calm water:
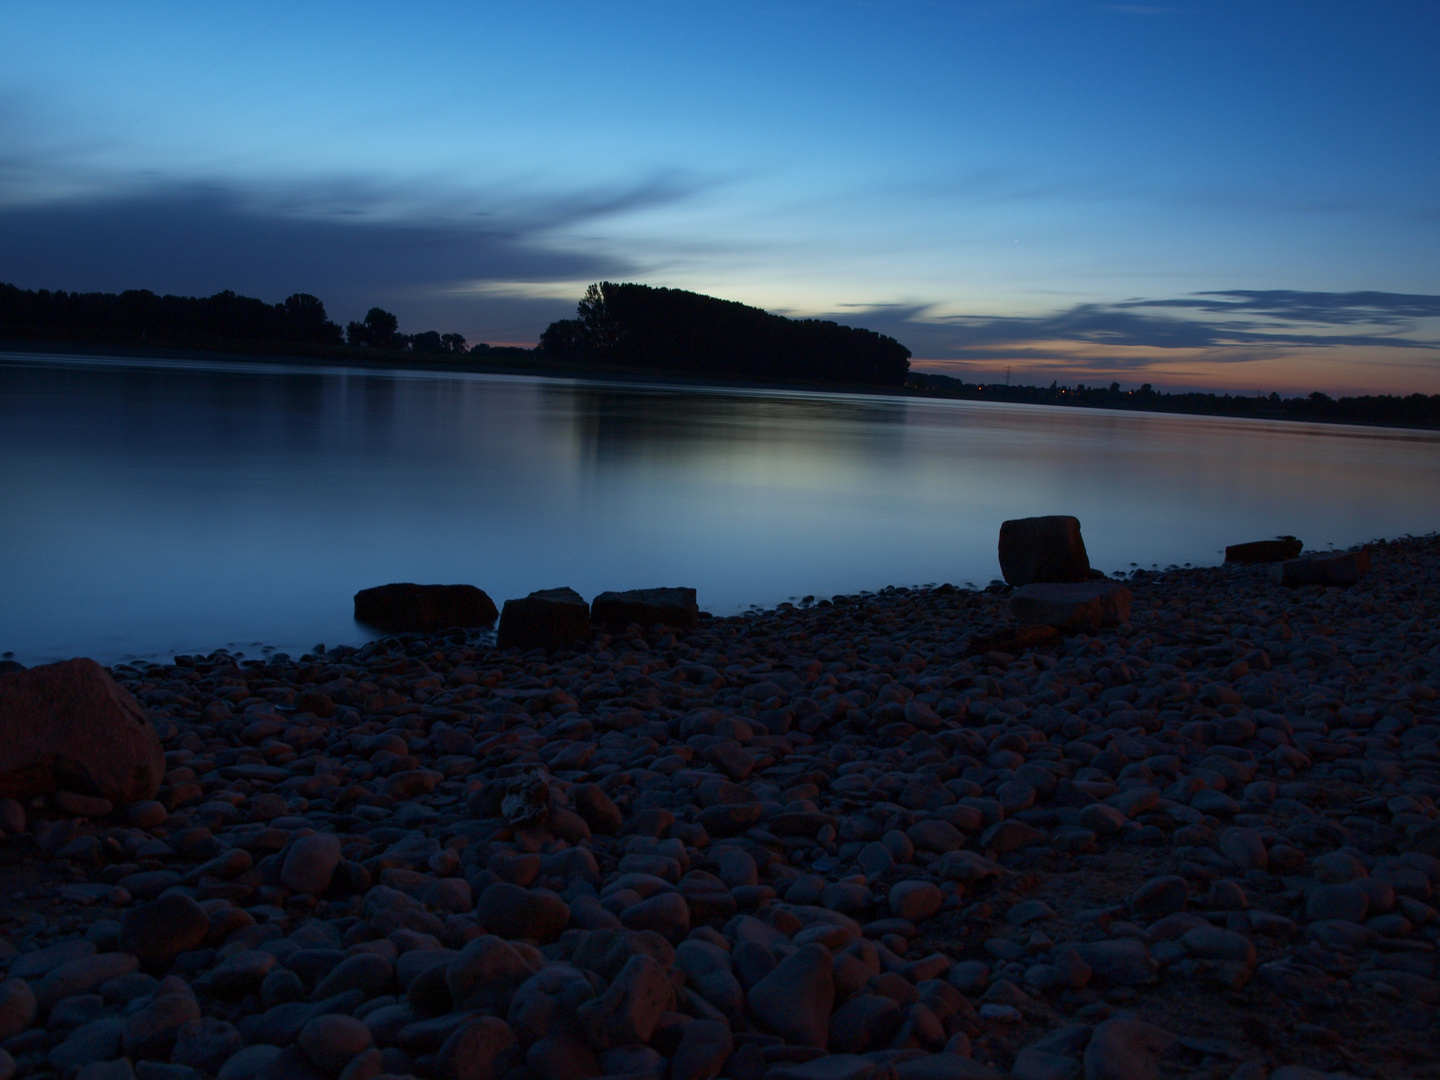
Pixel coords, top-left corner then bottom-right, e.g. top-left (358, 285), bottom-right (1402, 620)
top-left (4, 352), bottom-right (1439, 666)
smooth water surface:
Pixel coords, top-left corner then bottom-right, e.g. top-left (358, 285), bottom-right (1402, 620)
top-left (4, 352), bottom-right (1439, 666)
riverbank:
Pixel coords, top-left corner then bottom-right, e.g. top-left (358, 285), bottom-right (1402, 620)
top-left (1, 535), bottom-right (1438, 1079)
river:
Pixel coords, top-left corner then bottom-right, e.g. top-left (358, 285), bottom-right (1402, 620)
top-left (4, 352), bottom-right (1438, 666)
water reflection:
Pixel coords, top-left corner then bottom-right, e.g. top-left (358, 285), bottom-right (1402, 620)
top-left (2, 353), bottom-right (1438, 666)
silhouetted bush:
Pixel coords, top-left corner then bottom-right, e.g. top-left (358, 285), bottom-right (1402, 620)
top-left (540, 282), bottom-right (911, 386)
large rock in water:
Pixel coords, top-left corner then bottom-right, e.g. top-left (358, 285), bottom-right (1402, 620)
top-left (591, 587), bottom-right (698, 631)
top-left (0, 658), bottom-right (164, 804)
top-left (998, 515), bottom-right (1091, 586)
top-left (496, 588), bottom-right (591, 652)
top-left (354, 583), bottom-right (498, 633)
top-left (1011, 581), bottom-right (1132, 631)
top-left (1225, 536), bottom-right (1302, 564)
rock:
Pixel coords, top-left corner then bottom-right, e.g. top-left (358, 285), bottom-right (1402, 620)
top-left (1225, 537), bottom-right (1303, 564)
top-left (216, 1045), bottom-right (284, 1080)
top-left (670, 1018), bottom-right (732, 1080)
top-left (496, 588), bottom-right (591, 652)
top-left (1218, 827), bottom-right (1268, 872)
top-left (1270, 550), bottom-right (1370, 587)
top-left (828, 993), bottom-right (901, 1053)
top-left (172, 1018), bottom-right (246, 1074)
top-left (1181, 926), bottom-right (1256, 965)
top-left (1011, 582), bottom-right (1132, 631)
top-left (896, 1057), bottom-right (1004, 1080)
top-left (76, 1062), bottom-right (136, 1080)
top-left (353, 584), bottom-right (498, 633)
top-left (0, 657), bottom-right (165, 804)
top-left (572, 784), bottom-right (622, 834)
top-left (747, 942), bottom-right (834, 1049)
top-left (524, 1032), bottom-right (600, 1080)
top-left (1129, 876), bottom-right (1188, 917)
top-left (0, 979), bottom-right (37, 1040)
top-left (619, 891), bottom-right (690, 941)
top-left (311, 954), bottom-right (394, 1000)
top-left (124, 992), bottom-right (202, 1059)
top-left (37, 952), bottom-right (141, 1014)
top-left (476, 883), bottom-right (570, 943)
top-left (55, 790), bottom-right (114, 817)
top-left (49, 1019), bottom-right (127, 1076)
top-left (980, 820), bottom-right (1044, 854)
top-left (1306, 883), bottom-right (1369, 923)
top-left (120, 894), bottom-right (210, 969)
top-left (506, 965), bottom-right (596, 1043)
top-left (207, 951), bottom-right (279, 997)
top-left (590, 587), bottom-right (699, 631)
top-left (1081, 1018), bottom-right (1176, 1080)
top-left (998, 515), bottom-right (1091, 586)
top-left (764, 1055), bottom-right (878, 1080)
top-left (298, 1015), bottom-right (373, 1076)
top-left (576, 952), bottom-right (675, 1049)
top-left (445, 936), bottom-right (533, 1011)
top-left (674, 941), bottom-right (743, 1019)
top-left (1012, 1047), bottom-right (1080, 1080)
top-left (1073, 940), bottom-right (1156, 986)
top-left (282, 834), bottom-right (343, 895)
top-left (889, 881), bottom-right (943, 921)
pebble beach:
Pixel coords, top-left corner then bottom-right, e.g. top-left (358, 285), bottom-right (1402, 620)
top-left (2, 534), bottom-right (1439, 1080)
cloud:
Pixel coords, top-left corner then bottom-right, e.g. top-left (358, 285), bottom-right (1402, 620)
top-left (0, 174), bottom-right (707, 331)
top-left (1123, 290), bottom-right (1440, 325)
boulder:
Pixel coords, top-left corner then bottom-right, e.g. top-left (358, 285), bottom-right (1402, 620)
top-left (1270, 550), bottom-right (1370, 587)
top-left (1224, 537), bottom-right (1302, 564)
top-left (353, 583), bottom-right (498, 633)
top-left (1010, 581), bottom-right (1131, 631)
top-left (496, 588), bottom-right (591, 652)
top-left (591, 588), bottom-right (699, 631)
top-left (0, 658), bottom-right (164, 804)
top-left (997, 515), bottom-right (1090, 586)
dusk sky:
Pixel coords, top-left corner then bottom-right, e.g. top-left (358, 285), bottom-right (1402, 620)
top-left (2, 1), bottom-right (1437, 393)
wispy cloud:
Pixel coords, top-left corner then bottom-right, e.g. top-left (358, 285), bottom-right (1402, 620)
top-left (0, 175), bottom-right (709, 327)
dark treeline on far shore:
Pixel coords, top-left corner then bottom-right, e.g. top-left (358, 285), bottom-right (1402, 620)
top-left (5, 280), bottom-right (1438, 427)
top-left (539, 282), bottom-right (912, 386)
top-left (908, 371), bottom-right (1440, 430)
top-left (0, 282), bottom-right (534, 360)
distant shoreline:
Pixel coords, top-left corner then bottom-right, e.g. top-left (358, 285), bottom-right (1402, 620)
top-left (4, 337), bottom-right (1439, 434)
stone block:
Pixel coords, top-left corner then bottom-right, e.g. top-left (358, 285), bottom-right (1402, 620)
top-left (1224, 537), bottom-right (1302, 564)
top-left (591, 587), bottom-right (698, 631)
top-left (353, 583), bottom-right (498, 633)
top-left (496, 588), bottom-right (591, 652)
top-left (1269, 550), bottom-right (1370, 587)
top-left (998, 516), bottom-right (1090, 586)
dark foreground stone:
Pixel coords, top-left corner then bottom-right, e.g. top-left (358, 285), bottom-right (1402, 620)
top-left (0, 658), bottom-right (165, 804)
top-left (1010, 580), bottom-right (1132, 630)
top-left (997, 516), bottom-right (1090, 586)
top-left (591, 587), bottom-right (699, 631)
top-left (1270, 549), bottom-right (1371, 586)
top-left (353, 583), bottom-right (498, 633)
top-left (496, 587), bottom-right (591, 652)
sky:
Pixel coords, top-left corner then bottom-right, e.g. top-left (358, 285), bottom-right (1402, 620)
top-left (1, 0), bottom-right (1437, 394)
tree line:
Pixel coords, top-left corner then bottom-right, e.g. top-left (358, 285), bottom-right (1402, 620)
top-left (0, 283), bottom-right (487, 356)
top-left (539, 282), bottom-right (912, 386)
top-left (908, 372), bottom-right (1440, 430)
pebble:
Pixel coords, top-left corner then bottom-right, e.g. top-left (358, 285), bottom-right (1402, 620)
top-left (119, 894), bottom-right (211, 969)
top-left (0, 535), bottom-right (1432, 1077)
top-left (281, 834), bottom-right (343, 895)
top-left (297, 1014), bottom-right (373, 1075)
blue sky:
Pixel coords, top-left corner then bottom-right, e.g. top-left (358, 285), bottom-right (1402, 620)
top-left (2, 0), bottom-right (1437, 392)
